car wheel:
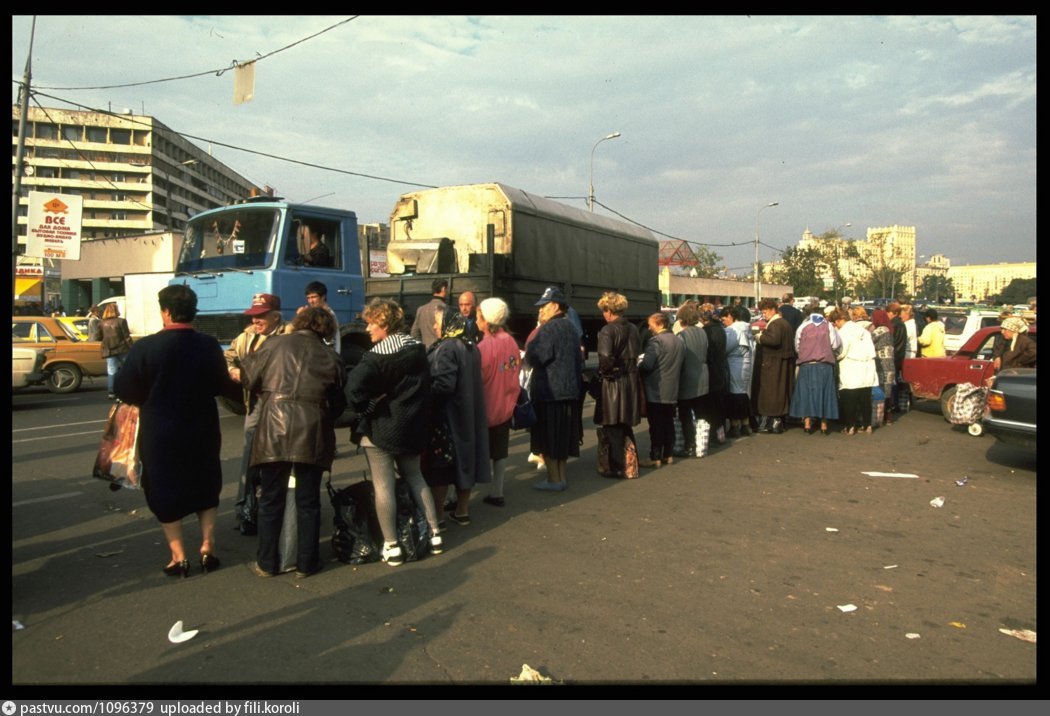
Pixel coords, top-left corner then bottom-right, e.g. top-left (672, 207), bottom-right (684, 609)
top-left (939, 385), bottom-right (957, 422)
top-left (968, 422), bottom-right (984, 437)
top-left (47, 363), bottom-right (83, 393)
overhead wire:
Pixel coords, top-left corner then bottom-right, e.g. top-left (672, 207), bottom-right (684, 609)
top-left (29, 17), bottom-right (360, 91)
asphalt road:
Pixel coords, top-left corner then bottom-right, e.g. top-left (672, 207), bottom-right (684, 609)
top-left (11, 380), bottom-right (1037, 690)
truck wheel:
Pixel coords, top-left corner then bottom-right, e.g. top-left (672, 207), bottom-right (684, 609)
top-left (939, 385), bottom-right (957, 422)
top-left (47, 363), bottom-right (83, 393)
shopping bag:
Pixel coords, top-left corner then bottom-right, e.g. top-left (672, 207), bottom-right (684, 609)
top-left (329, 478), bottom-right (381, 564)
top-left (624, 434), bottom-right (640, 479)
top-left (92, 402), bottom-right (142, 490)
top-left (694, 419), bottom-right (710, 458)
top-left (511, 387), bottom-right (537, 430)
top-left (949, 383), bottom-right (987, 425)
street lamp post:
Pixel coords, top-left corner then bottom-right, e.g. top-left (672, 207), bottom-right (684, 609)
top-left (753, 201), bottom-right (778, 306)
top-left (589, 132), bottom-right (621, 212)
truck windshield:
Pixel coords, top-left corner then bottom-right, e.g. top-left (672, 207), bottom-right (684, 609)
top-left (177, 208), bottom-right (280, 274)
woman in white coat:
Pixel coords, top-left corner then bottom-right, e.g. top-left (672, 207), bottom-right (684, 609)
top-left (830, 307), bottom-right (878, 434)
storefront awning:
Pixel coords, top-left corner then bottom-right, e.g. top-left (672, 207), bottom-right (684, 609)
top-left (14, 278), bottom-right (42, 299)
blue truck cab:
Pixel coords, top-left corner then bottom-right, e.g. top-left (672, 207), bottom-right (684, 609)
top-left (170, 197), bottom-right (364, 351)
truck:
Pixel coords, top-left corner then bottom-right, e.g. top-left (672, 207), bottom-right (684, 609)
top-left (168, 196), bottom-right (366, 354)
top-left (99, 273), bottom-right (172, 339)
top-left (365, 182), bottom-right (661, 349)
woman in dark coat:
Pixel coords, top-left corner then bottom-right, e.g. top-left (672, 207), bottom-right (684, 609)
top-left (113, 285), bottom-right (227, 578)
top-left (345, 299), bottom-right (443, 566)
top-left (425, 308), bottom-right (491, 526)
top-left (754, 298), bottom-right (797, 433)
top-left (524, 287), bottom-right (583, 491)
top-left (700, 304), bottom-right (730, 443)
top-left (595, 291), bottom-right (642, 479)
top-left (241, 307), bottom-right (345, 578)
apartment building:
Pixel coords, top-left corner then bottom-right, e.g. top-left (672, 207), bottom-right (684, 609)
top-left (12, 106), bottom-right (259, 308)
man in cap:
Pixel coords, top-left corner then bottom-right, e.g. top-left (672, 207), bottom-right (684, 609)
top-left (225, 293), bottom-right (292, 535)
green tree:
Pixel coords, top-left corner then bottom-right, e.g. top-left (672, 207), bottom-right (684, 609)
top-left (770, 244), bottom-right (827, 297)
top-left (692, 245), bottom-right (723, 278)
top-left (988, 277), bottom-right (1037, 306)
top-left (921, 274), bottom-right (955, 304)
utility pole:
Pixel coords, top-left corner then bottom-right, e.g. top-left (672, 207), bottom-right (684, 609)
top-left (12, 17), bottom-right (36, 296)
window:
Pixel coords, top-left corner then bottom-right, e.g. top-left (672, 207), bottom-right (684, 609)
top-left (86, 126), bottom-right (107, 143)
top-left (62, 125), bottom-right (82, 142)
top-left (34, 123), bottom-right (56, 140)
top-left (285, 214), bottom-right (342, 270)
top-left (111, 129), bottom-right (131, 145)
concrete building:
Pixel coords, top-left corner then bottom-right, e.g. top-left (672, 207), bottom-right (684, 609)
top-left (791, 225), bottom-right (917, 300)
top-left (12, 106), bottom-right (259, 310)
top-left (947, 261), bottom-right (1037, 303)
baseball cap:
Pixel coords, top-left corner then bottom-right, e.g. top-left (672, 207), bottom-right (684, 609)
top-left (244, 293), bottom-right (281, 316)
top-left (535, 287), bottom-right (566, 307)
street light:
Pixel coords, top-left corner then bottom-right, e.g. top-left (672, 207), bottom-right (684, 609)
top-left (589, 132), bottom-right (621, 212)
top-left (753, 201), bottom-right (778, 306)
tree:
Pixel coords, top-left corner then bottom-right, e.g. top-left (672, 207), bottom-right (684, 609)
top-left (988, 277), bottom-right (1037, 306)
top-left (921, 274), bottom-right (955, 304)
top-left (691, 245), bottom-right (723, 278)
top-left (846, 231), bottom-right (911, 300)
top-left (770, 244), bottom-right (827, 297)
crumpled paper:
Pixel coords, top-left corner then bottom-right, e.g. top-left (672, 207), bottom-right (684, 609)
top-left (999, 628), bottom-right (1036, 643)
top-left (510, 663), bottom-right (554, 684)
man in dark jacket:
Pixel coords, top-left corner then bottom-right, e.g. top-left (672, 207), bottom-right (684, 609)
top-left (410, 278), bottom-right (449, 348)
top-left (778, 293), bottom-right (804, 333)
top-left (887, 301), bottom-right (909, 413)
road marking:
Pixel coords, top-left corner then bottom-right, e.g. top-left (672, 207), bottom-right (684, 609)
top-left (13, 419), bottom-right (107, 432)
top-left (13, 491), bottom-right (83, 507)
top-left (14, 430), bottom-right (104, 444)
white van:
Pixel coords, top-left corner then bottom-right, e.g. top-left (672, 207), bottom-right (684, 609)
top-left (933, 307), bottom-right (1002, 355)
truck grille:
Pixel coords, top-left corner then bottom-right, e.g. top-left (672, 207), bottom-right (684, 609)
top-left (192, 313), bottom-right (250, 345)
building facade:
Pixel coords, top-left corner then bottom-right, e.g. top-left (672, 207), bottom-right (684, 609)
top-left (946, 261), bottom-right (1037, 303)
top-left (12, 106), bottom-right (260, 310)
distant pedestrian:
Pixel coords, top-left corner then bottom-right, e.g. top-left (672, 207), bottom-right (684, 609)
top-left (918, 308), bottom-right (946, 358)
top-left (789, 308), bottom-right (841, 435)
top-left (831, 308), bottom-right (878, 434)
top-left (638, 311), bottom-right (684, 467)
top-left (754, 298), bottom-right (796, 434)
top-left (410, 278), bottom-right (449, 349)
top-left (87, 305), bottom-right (102, 342)
top-left (99, 303), bottom-right (133, 399)
top-left (673, 301), bottom-right (711, 456)
top-left (298, 281), bottom-right (341, 356)
top-left (778, 293), bottom-right (804, 333)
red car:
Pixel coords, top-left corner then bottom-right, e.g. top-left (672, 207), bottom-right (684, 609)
top-left (902, 325), bottom-right (1037, 421)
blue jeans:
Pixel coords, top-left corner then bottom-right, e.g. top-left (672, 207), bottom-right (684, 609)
top-left (106, 355), bottom-right (126, 393)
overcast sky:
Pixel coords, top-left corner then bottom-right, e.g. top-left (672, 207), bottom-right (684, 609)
top-left (12, 15), bottom-right (1037, 274)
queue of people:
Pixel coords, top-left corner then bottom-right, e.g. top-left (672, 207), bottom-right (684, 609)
top-left (114, 282), bottom-right (1035, 582)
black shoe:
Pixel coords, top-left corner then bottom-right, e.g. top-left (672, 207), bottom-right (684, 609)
top-left (600, 470), bottom-right (626, 479)
top-left (238, 520), bottom-right (257, 536)
top-left (163, 560), bottom-right (190, 578)
top-left (200, 553), bottom-right (221, 574)
top-left (294, 563), bottom-right (323, 579)
top-left (740, 425), bottom-right (752, 436)
top-left (482, 495), bottom-right (505, 507)
top-left (771, 418), bottom-right (784, 434)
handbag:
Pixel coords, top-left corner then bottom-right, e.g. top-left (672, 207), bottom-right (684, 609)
top-left (511, 387), bottom-right (537, 430)
top-left (92, 402), bottom-right (142, 490)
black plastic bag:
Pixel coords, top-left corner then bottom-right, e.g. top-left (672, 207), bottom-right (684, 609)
top-left (328, 479), bottom-right (380, 564)
top-left (394, 478), bottom-right (430, 562)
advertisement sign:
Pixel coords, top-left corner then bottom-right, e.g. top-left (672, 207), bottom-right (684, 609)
top-left (25, 191), bottom-right (83, 260)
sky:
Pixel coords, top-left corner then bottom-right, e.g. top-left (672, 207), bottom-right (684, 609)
top-left (11, 15), bottom-right (1037, 274)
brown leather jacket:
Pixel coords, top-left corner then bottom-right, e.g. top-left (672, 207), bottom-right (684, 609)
top-left (595, 317), bottom-right (642, 426)
top-left (241, 330), bottom-right (345, 470)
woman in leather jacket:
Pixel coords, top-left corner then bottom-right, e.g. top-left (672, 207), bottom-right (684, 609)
top-left (241, 307), bottom-right (345, 578)
top-left (594, 292), bottom-right (642, 478)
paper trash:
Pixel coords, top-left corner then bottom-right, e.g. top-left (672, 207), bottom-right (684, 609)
top-left (837, 604), bottom-right (858, 613)
top-left (930, 496), bottom-right (945, 508)
top-left (998, 628), bottom-right (1036, 643)
top-left (168, 620), bottom-right (198, 644)
top-left (510, 663), bottom-right (554, 684)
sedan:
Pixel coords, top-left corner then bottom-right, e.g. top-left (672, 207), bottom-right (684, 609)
top-left (11, 316), bottom-right (107, 393)
top-left (983, 368), bottom-right (1036, 453)
top-left (902, 325), bottom-right (1037, 421)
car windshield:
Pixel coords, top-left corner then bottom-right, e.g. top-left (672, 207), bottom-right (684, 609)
top-left (55, 321), bottom-right (82, 342)
top-left (176, 208), bottom-right (280, 274)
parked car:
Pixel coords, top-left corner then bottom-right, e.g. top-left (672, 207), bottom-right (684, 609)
top-left (983, 368), bottom-right (1036, 453)
top-left (12, 346), bottom-right (49, 390)
top-left (901, 324), bottom-right (1037, 421)
top-left (11, 316), bottom-right (107, 393)
top-left (933, 306), bottom-right (1003, 355)
top-left (55, 315), bottom-right (90, 341)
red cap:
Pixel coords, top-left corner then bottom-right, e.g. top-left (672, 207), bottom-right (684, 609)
top-left (244, 293), bottom-right (281, 316)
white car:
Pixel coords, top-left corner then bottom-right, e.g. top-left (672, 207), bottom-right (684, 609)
top-left (12, 346), bottom-right (49, 390)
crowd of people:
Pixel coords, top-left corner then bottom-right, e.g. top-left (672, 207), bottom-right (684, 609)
top-left (110, 282), bottom-right (1036, 581)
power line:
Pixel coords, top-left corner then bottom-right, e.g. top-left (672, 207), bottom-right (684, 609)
top-left (29, 17), bottom-right (360, 91)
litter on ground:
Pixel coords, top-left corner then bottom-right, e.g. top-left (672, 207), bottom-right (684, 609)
top-left (998, 628), bottom-right (1036, 643)
top-left (510, 663), bottom-right (554, 684)
top-left (862, 471), bottom-right (919, 478)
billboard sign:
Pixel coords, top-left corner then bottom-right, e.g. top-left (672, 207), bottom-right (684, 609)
top-left (25, 191), bottom-right (83, 260)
